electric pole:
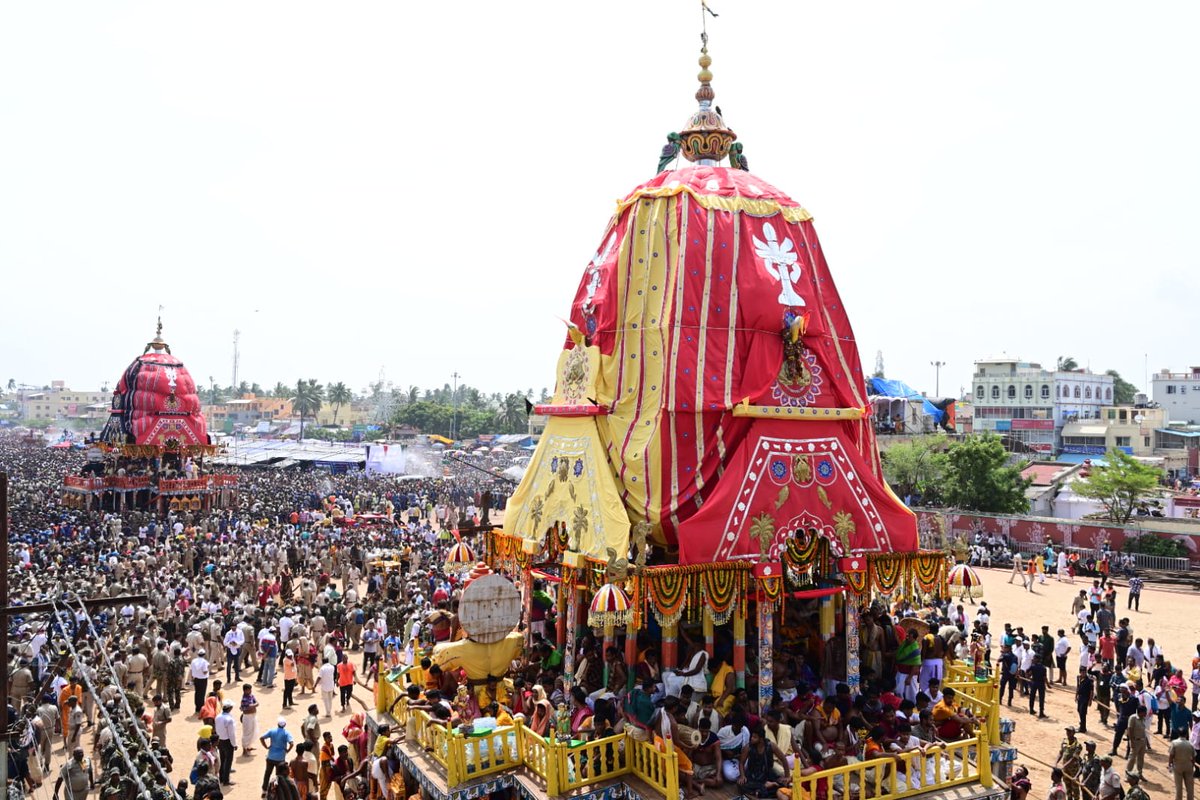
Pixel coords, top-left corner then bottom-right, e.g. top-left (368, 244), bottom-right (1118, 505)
top-left (930, 360), bottom-right (946, 397)
top-left (231, 329), bottom-right (241, 393)
top-left (451, 371), bottom-right (461, 440)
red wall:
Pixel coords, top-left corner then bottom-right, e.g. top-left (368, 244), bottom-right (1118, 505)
top-left (914, 510), bottom-right (1200, 565)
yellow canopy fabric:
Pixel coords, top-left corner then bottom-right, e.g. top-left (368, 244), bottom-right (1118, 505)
top-left (502, 415), bottom-right (630, 561)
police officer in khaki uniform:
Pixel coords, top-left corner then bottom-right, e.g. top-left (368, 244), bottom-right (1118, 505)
top-left (151, 640), bottom-right (171, 699)
top-left (9, 657), bottom-right (35, 704)
top-left (126, 646), bottom-right (150, 697)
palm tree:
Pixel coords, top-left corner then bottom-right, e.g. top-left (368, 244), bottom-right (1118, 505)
top-left (500, 392), bottom-right (527, 433)
top-left (327, 382), bottom-right (352, 425)
top-left (272, 381), bottom-right (289, 398)
top-left (1057, 356), bottom-right (1079, 372)
top-left (290, 379), bottom-right (325, 439)
top-left (6, 378), bottom-right (15, 392)
top-left (207, 377), bottom-right (224, 404)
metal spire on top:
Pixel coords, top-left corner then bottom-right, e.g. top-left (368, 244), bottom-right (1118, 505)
top-left (678, 1), bottom-right (737, 166)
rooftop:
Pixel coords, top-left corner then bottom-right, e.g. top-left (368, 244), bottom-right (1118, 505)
top-left (1020, 460), bottom-right (1082, 486)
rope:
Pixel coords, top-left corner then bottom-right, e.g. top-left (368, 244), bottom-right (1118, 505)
top-left (48, 597), bottom-right (157, 800)
top-left (69, 596), bottom-right (174, 790)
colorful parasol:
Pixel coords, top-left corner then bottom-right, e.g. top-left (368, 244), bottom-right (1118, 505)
top-left (947, 563), bottom-right (983, 598)
top-left (444, 542), bottom-right (476, 572)
top-left (588, 583), bottom-right (633, 628)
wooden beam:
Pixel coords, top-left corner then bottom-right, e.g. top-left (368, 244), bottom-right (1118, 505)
top-left (1, 593), bottom-right (149, 617)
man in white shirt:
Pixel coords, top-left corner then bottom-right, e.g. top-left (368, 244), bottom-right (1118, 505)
top-left (1054, 630), bottom-right (1072, 686)
top-left (318, 658), bottom-right (337, 718)
top-left (215, 700), bottom-right (237, 785)
top-left (224, 626), bottom-right (245, 683)
top-left (190, 650), bottom-right (211, 716)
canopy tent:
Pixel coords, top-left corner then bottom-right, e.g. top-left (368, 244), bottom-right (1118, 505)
top-left (365, 443), bottom-right (408, 475)
top-left (866, 377), bottom-right (955, 433)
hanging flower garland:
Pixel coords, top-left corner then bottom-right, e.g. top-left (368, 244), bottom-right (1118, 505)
top-left (911, 553), bottom-right (946, 593)
top-left (758, 574), bottom-right (784, 605)
top-left (784, 528), bottom-right (821, 571)
top-left (646, 569), bottom-right (689, 626)
top-left (514, 547), bottom-right (531, 570)
top-left (870, 554), bottom-right (903, 596)
top-left (844, 568), bottom-right (869, 595)
top-left (701, 568), bottom-right (740, 614)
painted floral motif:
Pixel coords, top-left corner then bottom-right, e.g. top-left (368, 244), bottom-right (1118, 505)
top-left (772, 346), bottom-right (823, 407)
top-left (561, 345), bottom-right (589, 405)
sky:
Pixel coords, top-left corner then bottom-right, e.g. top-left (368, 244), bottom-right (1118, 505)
top-left (2, 2), bottom-right (1198, 401)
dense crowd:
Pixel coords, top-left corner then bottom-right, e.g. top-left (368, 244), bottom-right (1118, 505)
top-left (1, 434), bottom-right (507, 800)
top-left (5, 431), bottom-right (1198, 800)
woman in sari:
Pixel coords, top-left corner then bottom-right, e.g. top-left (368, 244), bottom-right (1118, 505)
top-left (342, 714), bottom-right (368, 764)
top-left (529, 685), bottom-right (552, 737)
top-left (569, 687), bottom-right (594, 736)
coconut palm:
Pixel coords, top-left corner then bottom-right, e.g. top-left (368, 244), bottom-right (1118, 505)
top-left (500, 392), bottom-right (528, 433)
top-left (291, 379), bottom-right (325, 439)
top-left (272, 381), bottom-right (289, 398)
top-left (327, 382), bottom-right (353, 425)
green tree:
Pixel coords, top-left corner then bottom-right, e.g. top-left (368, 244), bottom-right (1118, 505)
top-left (391, 401), bottom-right (454, 436)
top-left (6, 378), bottom-right (15, 392)
top-left (272, 381), bottom-right (290, 398)
top-left (500, 392), bottom-right (528, 433)
top-left (290, 379), bottom-right (324, 440)
top-left (327, 382), bottom-right (353, 425)
top-left (1057, 356), bottom-right (1079, 371)
top-left (881, 438), bottom-right (947, 504)
top-left (942, 434), bottom-right (1031, 513)
top-left (1105, 370), bottom-right (1138, 405)
top-left (206, 377), bottom-right (224, 404)
top-left (250, 382), bottom-right (264, 396)
top-left (1072, 448), bottom-right (1163, 524)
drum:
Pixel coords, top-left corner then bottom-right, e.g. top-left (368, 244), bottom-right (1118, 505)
top-left (675, 724), bottom-right (702, 748)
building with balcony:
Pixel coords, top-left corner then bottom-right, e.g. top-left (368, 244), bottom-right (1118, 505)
top-left (970, 357), bottom-right (1113, 454)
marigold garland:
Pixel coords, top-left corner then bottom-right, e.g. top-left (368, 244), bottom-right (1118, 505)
top-left (758, 575), bottom-right (784, 604)
top-left (911, 552), bottom-right (946, 592)
top-left (646, 570), bottom-right (689, 626)
top-left (870, 555), bottom-right (903, 595)
top-left (844, 569), bottom-right (869, 595)
top-left (700, 568), bottom-right (740, 614)
top-left (784, 528), bottom-right (821, 570)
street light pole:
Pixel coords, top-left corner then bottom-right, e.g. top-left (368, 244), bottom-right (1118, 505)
top-left (451, 371), bottom-right (461, 440)
top-left (930, 361), bottom-right (946, 397)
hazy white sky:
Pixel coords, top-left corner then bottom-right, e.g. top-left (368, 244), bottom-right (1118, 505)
top-left (3, 2), bottom-right (1198, 400)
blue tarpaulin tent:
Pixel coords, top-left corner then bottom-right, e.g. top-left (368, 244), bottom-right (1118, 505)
top-left (867, 377), bottom-right (945, 424)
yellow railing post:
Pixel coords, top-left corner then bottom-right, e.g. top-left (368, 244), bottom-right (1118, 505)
top-left (665, 742), bottom-right (679, 800)
top-left (974, 734), bottom-right (993, 786)
top-left (547, 736), bottom-right (562, 796)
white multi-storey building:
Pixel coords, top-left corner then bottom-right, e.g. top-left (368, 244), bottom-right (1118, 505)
top-left (1152, 368), bottom-right (1200, 423)
top-left (970, 357), bottom-right (1113, 454)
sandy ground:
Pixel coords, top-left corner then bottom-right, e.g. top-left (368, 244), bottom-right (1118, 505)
top-left (965, 565), bottom-right (1198, 797)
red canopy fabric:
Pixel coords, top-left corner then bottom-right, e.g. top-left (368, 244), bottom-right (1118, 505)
top-left (556, 165), bottom-right (917, 562)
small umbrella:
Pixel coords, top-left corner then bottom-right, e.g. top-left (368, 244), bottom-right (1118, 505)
top-left (947, 563), bottom-right (983, 601)
top-left (588, 583), bottom-right (633, 628)
top-left (444, 542), bottom-right (476, 572)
